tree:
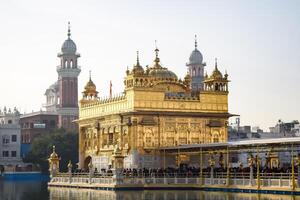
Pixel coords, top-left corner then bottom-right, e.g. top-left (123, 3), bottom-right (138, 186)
top-left (24, 129), bottom-right (78, 173)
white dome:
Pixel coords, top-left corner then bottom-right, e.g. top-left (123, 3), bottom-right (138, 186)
top-left (61, 38), bottom-right (77, 54)
top-left (188, 48), bottom-right (203, 65)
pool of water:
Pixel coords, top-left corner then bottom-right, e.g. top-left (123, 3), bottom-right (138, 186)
top-left (1, 179), bottom-right (300, 200)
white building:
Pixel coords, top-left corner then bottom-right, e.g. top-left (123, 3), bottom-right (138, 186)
top-left (0, 107), bottom-right (23, 167)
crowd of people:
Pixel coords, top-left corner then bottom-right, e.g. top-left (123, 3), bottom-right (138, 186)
top-left (73, 164), bottom-right (295, 178)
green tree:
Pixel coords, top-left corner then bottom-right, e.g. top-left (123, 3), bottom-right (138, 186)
top-left (24, 129), bottom-right (78, 173)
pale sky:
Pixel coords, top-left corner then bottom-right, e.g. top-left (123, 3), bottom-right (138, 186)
top-left (0, 0), bottom-right (299, 130)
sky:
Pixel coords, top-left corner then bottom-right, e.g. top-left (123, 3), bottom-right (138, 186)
top-left (0, 0), bottom-right (299, 131)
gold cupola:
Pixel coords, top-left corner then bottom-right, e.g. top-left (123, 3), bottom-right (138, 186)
top-left (203, 58), bottom-right (229, 92)
top-left (131, 51), bottom-right (144, 75)
top-left (82, 71), bottom-right (98, 99)
top-left (148, 43), bottom-right (178, 80)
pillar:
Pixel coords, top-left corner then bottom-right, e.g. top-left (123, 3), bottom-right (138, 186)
top-left (291, 144), bottom-right (295, 191)
top-left (88, 161), bottom-right (93, 184)
top-left (256, 151), bottom-right (261, 190)
top-left (226, 147), bottom-right (230, 186)
top-left (248, 154), bottom-right (255, 186)
top-left (209, 153), bottom-right (215, 184)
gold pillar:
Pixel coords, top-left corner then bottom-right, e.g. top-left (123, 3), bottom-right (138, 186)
top-left (200, 147), bottom-right (203, 185)
top-left (226, 146), bottom-right (230, 186)
top-left (163, 149), bottom-right (166, 170)
top-left (256, 148), bottom-right (260, 190)
top-left (291, 144), bottom-right (296, 191)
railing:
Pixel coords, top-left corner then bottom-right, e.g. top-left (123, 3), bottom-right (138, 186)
top-left (50, 171), bottom-right (297, 189)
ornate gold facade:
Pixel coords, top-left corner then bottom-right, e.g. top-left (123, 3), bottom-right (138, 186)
top-left (77, 47), bottom-right (232, 170)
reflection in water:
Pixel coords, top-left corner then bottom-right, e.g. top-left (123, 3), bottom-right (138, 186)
top-left (0, 180), bottom-right (299, 200)
top-left (49, 187), bottom-right (300, 200)
top-left (0, 180), bottom-right (49, 200)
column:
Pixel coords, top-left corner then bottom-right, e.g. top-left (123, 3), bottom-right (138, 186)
top-left (291, 144), bottom-right (296, 191)
top-left (256, 149), bottom-right (261, 190)
top-left (209, 153), bottom-right (215, 184)
top-left (199, 148), bottom-right (203, 186)
top-left (226, 147), bottom-right (230, 186)
top-left (248, 154), bottom-right (255, 186)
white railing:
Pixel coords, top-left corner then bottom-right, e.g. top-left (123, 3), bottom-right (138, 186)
top-left (50, 172), bottom-right (295, 189)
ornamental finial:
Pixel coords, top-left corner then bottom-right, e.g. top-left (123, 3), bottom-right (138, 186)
top-left (136, 51), bottom-right (140, 66)
top-left (89, 70), bottom-right (92, 81)
top-left (67, 22), bottom-right (71, 39)
top-left (52, 145), bottom-right (56, 153)
top-left (154, 40), bottom-right (160, 65)
top-left (215, 58), bottom-right (218, 69)
top-left (195, 34), bottom-right (198, 49)
top-left (155, 40), bottom-right (159, 58)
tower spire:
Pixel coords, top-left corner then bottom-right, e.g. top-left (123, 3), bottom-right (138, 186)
top-left (195, 34), bottom-right (198, 49)
top-left (67, 21), bottom-right (71, 39)
top-left (89, 70), bottom-right (91, 81)
top-left (215, 58), bottom-right (218, 70)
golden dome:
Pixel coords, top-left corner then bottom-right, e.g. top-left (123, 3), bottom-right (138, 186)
top-left (210, 58), bottom-right (223, 79)
top-left (148, 47), bottom-right (178, 80)
top-left (82, 71), bottom-right (98, 98)
top-left (131, 51), bottom-right (144, 75)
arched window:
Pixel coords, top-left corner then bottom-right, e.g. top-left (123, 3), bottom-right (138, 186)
top-left (64, 60), bottom-right (67, 68)
top-left (70, 60), bottom-right (73, 68)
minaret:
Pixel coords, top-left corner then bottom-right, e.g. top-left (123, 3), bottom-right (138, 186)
top-left (186, 35), bottom-right (206, 94)
top-left (56, 22), bottom-right (81, 131)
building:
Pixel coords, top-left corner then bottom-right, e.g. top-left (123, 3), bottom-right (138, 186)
top-left (77, 40), bottom-right (233, 170)
top-left (20, 23), bottom-right (81, 156)
top-left (43, 22), bottom-right (81, 131)
top-left (20, 111), bottom-right (58, 157)
top-left (0, 107), bottom-right (22, 167)
top-left (269, 119), bottom-right (299, 136)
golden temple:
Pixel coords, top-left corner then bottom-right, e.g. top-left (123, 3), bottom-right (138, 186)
top-left (77, 43), bottom-right (232, 170)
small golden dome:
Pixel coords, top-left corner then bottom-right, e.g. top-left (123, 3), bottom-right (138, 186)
top-left (211, 68), bottom-right (223, 79)
top-left (131, 51), bottom-right (144, 75)
top-left (210, 58), bottom-right (223, 79)
top-left (148, 47), bottom-right (178, 80)
top-left (82, 71), bottom-right (98, 98)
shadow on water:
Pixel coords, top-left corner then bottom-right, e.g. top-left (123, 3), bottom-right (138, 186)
top-left (1, 179), bottom-right (300, 200)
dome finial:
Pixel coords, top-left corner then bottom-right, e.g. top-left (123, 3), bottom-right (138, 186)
top-left (155, 40), bottom-right (159, 59)
top-left (154, 40), bottom-right (160, 65)
top-left (136, 51), bottom-right (140, 66)
top-left (89, 70), bottom-right (92, 81)
top-left (215, 58), bottom-right (218, 69)
top-left (67, 21), bottom-right (71, 39)
top-left (194, 34), bottom-right (198, 49)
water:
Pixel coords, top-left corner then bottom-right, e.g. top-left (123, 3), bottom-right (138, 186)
top-left (0, 180), bottom-right (300, 200)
